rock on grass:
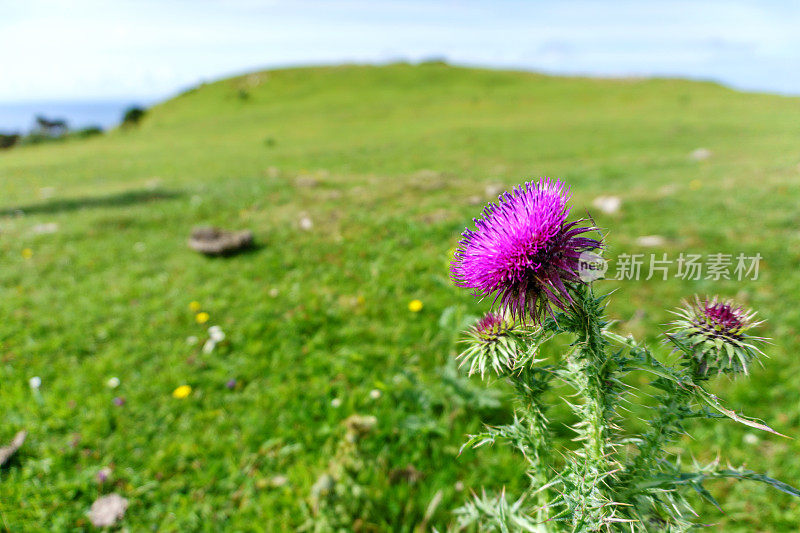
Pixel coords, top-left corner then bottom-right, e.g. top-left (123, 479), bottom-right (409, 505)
top-left (188, 226), bottom-right (254, 256)
top-left (88, 493), bottom-right (128, 527)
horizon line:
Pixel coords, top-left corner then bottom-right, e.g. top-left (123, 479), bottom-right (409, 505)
top-left (2, 60), bottom-right (799, 107)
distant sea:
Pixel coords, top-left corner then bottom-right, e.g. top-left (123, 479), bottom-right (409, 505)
top-left (0, 100), bottom-right (151, 134)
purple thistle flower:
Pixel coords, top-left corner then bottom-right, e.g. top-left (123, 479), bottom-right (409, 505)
top-left (451, 178), bottom-right (601, 321)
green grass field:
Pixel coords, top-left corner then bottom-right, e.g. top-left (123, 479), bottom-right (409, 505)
top-left (2, 63), bottom-right (800, 531)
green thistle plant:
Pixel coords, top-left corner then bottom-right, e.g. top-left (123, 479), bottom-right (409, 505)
top-left (449, 179), bottom-right (799, 532)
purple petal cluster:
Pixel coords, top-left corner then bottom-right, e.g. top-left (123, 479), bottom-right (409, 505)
top-left (451, 178), bottom-right (601, 321)
top-left (471, 311), bottom-right (519, 343)
top-left (678, 295), bottom-right (762, 340)
top-left (701, 299), bottom-right (749, 334)
top-left (474, 312), bottom-right (507, 337)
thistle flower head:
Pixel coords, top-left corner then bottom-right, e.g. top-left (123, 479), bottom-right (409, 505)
top-left (668, 295), bottom-right (765, 378)
top-left (451, 178), bottom-right (601, 322)
top-left (458, 312), bottom-right (524, 377)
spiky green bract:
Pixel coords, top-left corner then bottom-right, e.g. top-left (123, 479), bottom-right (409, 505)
top-left (458, 312), bottom-right (527, 377)
top-left (668, 295), bottom-right (766, 378)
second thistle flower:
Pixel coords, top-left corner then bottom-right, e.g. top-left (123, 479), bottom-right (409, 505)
top-left (668, 295), bottom-right (766, 378)
top-left (458, 312), bottom-right (524, 377)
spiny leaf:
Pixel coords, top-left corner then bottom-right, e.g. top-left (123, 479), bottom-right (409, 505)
top-left (695, 388), bottom-right (789, 438)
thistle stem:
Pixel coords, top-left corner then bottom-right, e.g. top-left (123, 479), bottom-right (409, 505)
top-left (513, 373), bottom-right (552, 517)
top-left (527, 404), bottom-right (552, 521)
top-left (570, 286), bottom-right (611, 465)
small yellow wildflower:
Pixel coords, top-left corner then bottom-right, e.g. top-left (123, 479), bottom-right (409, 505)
top-left (195, 312), bottom-right (210, 324)
top-left (172, 385), bottom-right (192, 399)
top-left (689, 179), bottom-right (702, 191)
top-left (189, 301), bottom-right (202, 312)
top-left (408, 299), bottom-right (424, 313)
top-left (21, 248), bottom-right (33, 259)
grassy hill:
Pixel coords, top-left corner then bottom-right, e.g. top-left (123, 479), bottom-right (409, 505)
top-left (2, 63), bottom-right (800, 530)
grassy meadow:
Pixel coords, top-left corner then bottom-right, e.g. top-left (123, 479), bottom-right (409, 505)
top-left (2, 63), bottom-right (800, 530)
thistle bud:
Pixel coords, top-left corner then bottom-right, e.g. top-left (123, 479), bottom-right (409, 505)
top-left (668, 296), bottom-right (765, 378)
top-left (458, 312), bottom-right (524, 377)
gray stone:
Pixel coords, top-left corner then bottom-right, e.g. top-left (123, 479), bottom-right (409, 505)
top-left (189, 227), bottom-right (254, 256)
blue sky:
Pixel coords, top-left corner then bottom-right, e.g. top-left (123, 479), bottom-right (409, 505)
top-left (2, 0), bottom-right (800, 102)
